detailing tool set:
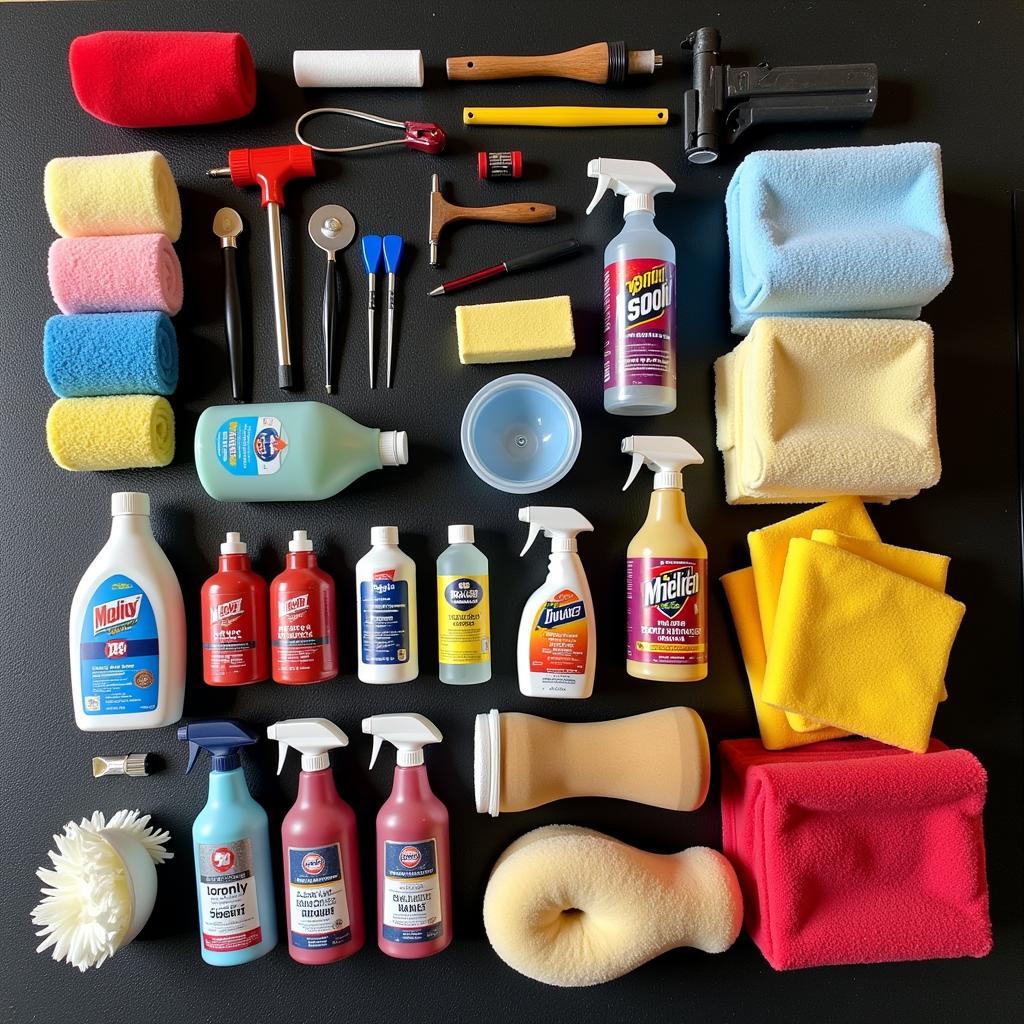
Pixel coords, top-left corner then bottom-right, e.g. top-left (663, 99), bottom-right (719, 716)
top-left (28, 19), bottom-right (995, 995)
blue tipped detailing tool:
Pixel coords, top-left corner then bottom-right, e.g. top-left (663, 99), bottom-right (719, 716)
top-left (383, 235), bottom-right (404, 388)
top-left (361, 234), bottom-right (383, 388)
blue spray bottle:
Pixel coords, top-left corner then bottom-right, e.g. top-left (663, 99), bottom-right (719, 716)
top-left (178, 720), bottom-right (278, 965)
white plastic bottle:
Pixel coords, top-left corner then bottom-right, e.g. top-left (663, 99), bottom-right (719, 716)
top-left (516, 507), bottom-right (596, 699)
top-left (356, 526), bottom-right (418, 683)
top-left (69, 492), bottom-right (186, 731)
top-left (587, 158), bottom-right (677, 416)
top-left (437, 525), bottom-right (491, 685)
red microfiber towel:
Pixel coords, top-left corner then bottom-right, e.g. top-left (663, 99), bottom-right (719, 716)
top-left (720, 737), bottom-right (992, 970)
top-left (69, 31), bottom-right (256, 128)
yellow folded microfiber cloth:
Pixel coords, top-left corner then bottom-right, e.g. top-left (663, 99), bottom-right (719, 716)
top-left (761, 539), bottom-right (965, 753)
top-left (721, 567), bottom-right (847, 750)
top-left (44, 151), bottom-right (182, 241)
top-left (749, 497), bottom-right (879, 653)
top-left (715, 317), bottom-right (941, 504)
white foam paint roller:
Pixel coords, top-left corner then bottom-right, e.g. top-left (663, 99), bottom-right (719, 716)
top-left (294, 50), bottom-right (424, 88)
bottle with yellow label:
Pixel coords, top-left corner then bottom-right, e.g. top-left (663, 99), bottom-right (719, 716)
top-left (621, 436), bottom-right (707, 681)
top-left (437, 525), bottom-right (490, 685)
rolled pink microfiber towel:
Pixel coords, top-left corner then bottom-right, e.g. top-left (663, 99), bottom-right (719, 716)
top-left (720, 737), bottom-right (992, 970)
top-left (48, 234), bottom-right (183, 315)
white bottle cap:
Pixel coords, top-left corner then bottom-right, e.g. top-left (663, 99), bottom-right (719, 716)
top-left (289, 529), bottom-right (314, 552)
top-left (379, 430), bottom-right (409, 466)
top-left (371, 526), bottom-right (399, 546)
top-left (448, 524), bottom-right (474, 544)
top-left (111, 492), bottom-right (150, 517)
top-left (221, 531), bottom-right (247, 555)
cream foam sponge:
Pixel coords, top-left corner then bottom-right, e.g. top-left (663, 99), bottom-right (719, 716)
top-left (47, 395), bottom-right (175, 471)
top-left (483, 826), bottom-right (742, 986)
top-left (44, 152), bottom-right (182, 242)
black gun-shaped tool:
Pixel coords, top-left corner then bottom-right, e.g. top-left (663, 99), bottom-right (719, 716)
top-left (681, 27), bottom-right (878, 164)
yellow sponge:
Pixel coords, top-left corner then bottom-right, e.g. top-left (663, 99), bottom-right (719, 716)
top-left (47, 396), bottom-right (175, 471)
top-left (44, 151), bottom-right (181, 241)
top-left (456, 295), bottom-right (574, 364)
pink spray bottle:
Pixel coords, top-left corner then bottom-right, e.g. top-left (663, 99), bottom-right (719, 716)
top-left (267, 718), bottom-right (364, 964)
top-left (362, 713), bottom-right (451, 958)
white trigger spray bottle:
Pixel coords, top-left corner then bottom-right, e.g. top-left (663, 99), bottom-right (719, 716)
top-left (621, 436), bottom-right (707, 682)
top-left (517, 506), bottom-right (596, 698)
top-left (362, 713), bottom-right (451, 959)
top-left (587, 158), bottom-right (677, 416)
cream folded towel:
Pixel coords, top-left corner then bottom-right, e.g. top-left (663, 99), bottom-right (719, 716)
top-left (715, 317), bottom-right (941, 504)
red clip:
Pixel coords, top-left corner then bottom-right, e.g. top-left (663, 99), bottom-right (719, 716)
top-left (404, 122), bottom-right (447, 155)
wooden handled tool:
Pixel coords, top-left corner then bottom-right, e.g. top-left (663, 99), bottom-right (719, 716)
top-left (429, 174), bottom-right (556, 265)
top-left (446, 41), bottom-right (661, 84)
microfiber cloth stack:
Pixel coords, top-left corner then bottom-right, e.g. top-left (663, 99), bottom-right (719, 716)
top-left (720, 738), bottom-right (992, 970)
top-left (722, 499), bottom-right (964, 752)
top-left (726, 142), bottom-right (953, 333)
top-left (44, 312), bottom-right (178, 397)
top-left (714, 317), bottom-right (941, 504)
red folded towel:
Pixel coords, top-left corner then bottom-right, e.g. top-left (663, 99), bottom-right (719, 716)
top-left (69, 31), bottom-right (256, 128)
top-left (720, 737), bottom-right (992, 970)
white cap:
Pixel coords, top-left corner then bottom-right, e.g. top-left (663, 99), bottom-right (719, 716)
top-left (111, 492), bottom-right (150, 516)
top-left (362, 713), bottom-right (442, 768)
top-left (267, 718), bottom-right (349, 774)
top-left (379, 430), bottom-right (409, 467)
top-left (621, 436), bottom-right (704, 492)
top-left (473, 709), bottom-right (502, 816)
top-left (289, 529), bottom-right (314, 552)
top-left (448, 524), bottom-right (474, 544)
top-left (221, 531), bottom-right (247, 555)
top-left (371, 526), bottom-right (399, 546)
top-left (518, 506), bottom-right (594, 555)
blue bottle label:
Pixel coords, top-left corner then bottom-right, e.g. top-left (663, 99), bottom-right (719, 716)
top-left (198, 838), bottom-right (263, 953)
top-left (359, 572), bottom-right (411, 665)
top-left (215, 415), bottom-right (288, 476)
top-left (287, 843), bottom-right (352, 950)
top-left (382, 839), bottom-right (443, 943)
top-left (79, 575), bottom-right (159, 716)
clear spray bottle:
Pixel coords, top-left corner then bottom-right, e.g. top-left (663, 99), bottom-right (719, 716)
top-left (587, 158), bottom-right (677, 416)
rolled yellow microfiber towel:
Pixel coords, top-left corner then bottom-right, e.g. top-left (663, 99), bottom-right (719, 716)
top-left (761, 539), bottom-right (965, 753)
top-left (721, 567), bottom-right (847, 750)
top-left (44, 152), bottom-right (182, 241)
top-left (715, 317), bottom-right (941, 504)
top-left (47, 395), bottom-right (175, 471)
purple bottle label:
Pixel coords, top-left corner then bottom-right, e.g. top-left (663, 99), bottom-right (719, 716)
top-left (604, 258), bottom-right (676, 390)
top-left (626, 557), bottom-right (707, 666)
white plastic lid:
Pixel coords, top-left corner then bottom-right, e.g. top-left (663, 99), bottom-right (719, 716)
top-left (289, 529), bottom-right (314, 552)
top-left (111, 492), bottom-right (149, 517)
top-left (221, 531), bottom-right (247, 554)
top-left (473, 709), bottom-right (501, 816)
top-left (379, 430), bottom-right (409, 467)
top-left (448, 524), bottom-right (474, 544)
top-left (372, 526), bottom-right (399, 546)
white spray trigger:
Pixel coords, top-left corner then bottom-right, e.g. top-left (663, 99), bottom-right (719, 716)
top-left (267, 718), bottom-right (349, 774)
top-left (621, 436), bottom-right (703, 491)
top-left (586, 170), bottom-right (612, 215)
top-left (623, 452), bottom-right (647, 491)
top-left (368, 734), bottom-right (384, 770)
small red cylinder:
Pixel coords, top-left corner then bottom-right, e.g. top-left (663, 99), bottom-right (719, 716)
top-left (270, 538), bottom-right (338, 685)
top-left (477, 151), bottom-right (523, 180)
top-left (201, 541), bottom-right (269, 686)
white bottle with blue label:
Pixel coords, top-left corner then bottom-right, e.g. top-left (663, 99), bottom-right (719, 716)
top-left (68, 492), bottom-right (186, 731)
top-left (355, 526), bottom-right (418, 684)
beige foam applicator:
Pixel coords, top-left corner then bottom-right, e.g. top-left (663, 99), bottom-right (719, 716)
top-left (483, 825), bottom-right (742, 987)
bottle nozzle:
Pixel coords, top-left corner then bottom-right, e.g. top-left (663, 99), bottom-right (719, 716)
top-left (621, 436), bottom-right (703, 491)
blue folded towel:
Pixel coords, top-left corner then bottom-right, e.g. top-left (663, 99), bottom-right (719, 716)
top-left (726, 142), bottom-right (953, 334)
top-left (43, 311), bottom-right (178, 397)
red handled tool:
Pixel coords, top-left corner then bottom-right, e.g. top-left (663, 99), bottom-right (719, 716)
top-left (209, 145), bottom-right (316, 389)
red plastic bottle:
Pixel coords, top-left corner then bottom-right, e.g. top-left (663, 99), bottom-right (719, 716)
top-left (268, 718), bottom-right (365, 965)
top-left (201, 531), bottom-right (269, 686)
top-left (363, 714), bottom-right (452, 959)
top-left (270, 530), bottom-right (338, 684)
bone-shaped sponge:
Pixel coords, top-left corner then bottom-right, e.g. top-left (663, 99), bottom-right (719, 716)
top-left (483, 825), bottom-right (742, 986)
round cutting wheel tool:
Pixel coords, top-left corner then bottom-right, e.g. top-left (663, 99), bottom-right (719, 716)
top-left (308, 204), bottom-right (357, 393)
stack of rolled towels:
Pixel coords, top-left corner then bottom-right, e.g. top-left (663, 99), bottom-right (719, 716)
top-left (721, 497), bottom-right (965, 754)
top-left (42, 151), bottom-right (182, 471)
top-left (716, 142), bottom-right (953, 504)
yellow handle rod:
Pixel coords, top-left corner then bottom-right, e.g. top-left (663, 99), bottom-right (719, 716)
top-left (463, 106), bottom-right (669, 128)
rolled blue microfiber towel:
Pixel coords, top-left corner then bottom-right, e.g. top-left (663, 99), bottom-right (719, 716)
top-left (726, 142), bottom-right (954, 334)
top-left (43, 310), bottom-right (178, 397)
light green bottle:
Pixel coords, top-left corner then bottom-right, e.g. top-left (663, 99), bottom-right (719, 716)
top-left (194, 401), bottom-right (408, 502)
top-left (436, 524), bottom-right (491, 684)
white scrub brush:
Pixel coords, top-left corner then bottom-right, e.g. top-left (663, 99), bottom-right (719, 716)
top-left (32, 809), bottom-right (172, 971)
